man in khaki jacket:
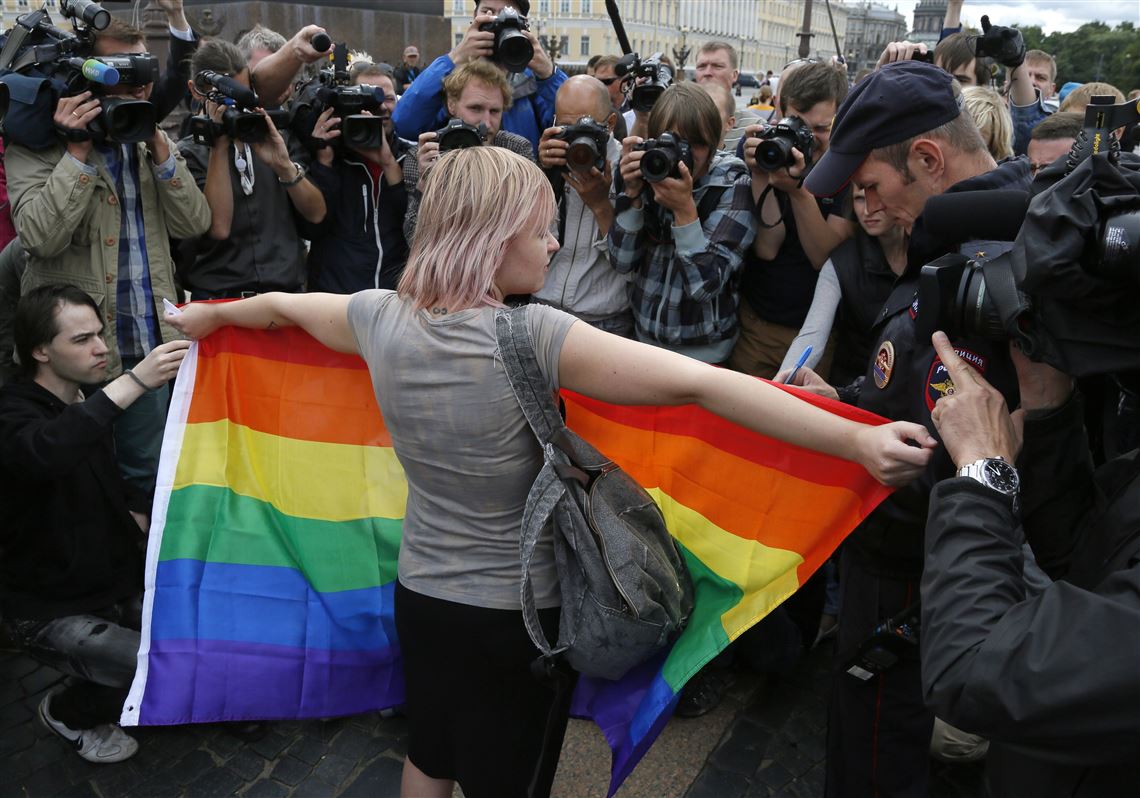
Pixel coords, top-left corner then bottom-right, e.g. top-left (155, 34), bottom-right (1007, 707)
top-left (6, 20), bottom-right (211, 498)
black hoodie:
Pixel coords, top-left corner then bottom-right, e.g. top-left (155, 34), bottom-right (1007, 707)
top-left (0, 380), bottom-right (144, 620)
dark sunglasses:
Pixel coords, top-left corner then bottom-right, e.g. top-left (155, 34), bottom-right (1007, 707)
top-left (597, 76), bottom-right (621, 86)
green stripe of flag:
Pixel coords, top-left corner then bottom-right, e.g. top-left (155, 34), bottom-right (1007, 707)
top-left (661, 543), bottom-right (743, 689)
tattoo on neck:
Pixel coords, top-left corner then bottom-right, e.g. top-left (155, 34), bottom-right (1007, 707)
top-left (431, 307), bottom-right (447, 315)
top-left (267, 321), bottom-right (278, 330)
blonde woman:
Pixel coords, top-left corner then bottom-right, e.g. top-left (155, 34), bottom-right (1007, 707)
top-left (961, 86), bottom-right (1014, 162)
top-left (167, 147), bottom-right (936, 798)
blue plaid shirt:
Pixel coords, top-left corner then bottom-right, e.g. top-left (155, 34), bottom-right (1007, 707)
top-left (93, 144), bottom-right (176, 359)
top-left (607, 153), bottom-right (756, 348)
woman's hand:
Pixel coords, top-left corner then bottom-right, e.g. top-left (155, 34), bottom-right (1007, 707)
top-left (165, 302), bottom-right (222, 340)
top-left (854, 421), bottom-right (938, 486)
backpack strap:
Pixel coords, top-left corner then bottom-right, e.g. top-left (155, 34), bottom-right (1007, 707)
top-left (495, 306), bottom-right (570, 660)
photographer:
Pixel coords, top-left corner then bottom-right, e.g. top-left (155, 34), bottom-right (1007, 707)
top-left (391, 1), bottom-right (565, 152)
top-left (793, 61), bottom-right (1031, 797)
top-left (177, 39), bottom-right (326, 300)
top-left (608, 82), bottom-right (755, 364)
top-left (402, 59), bottom-right (533, 242)
top-left (923, 332), bottom-right (1140, 796)
top-left (6, 19), bottom-right (210, 498)
top-left (730, 60), bottom-right (853, 380)
top-left (532, 75), bottom-right (629, 335)
top-left (306, 62), bottom-right (412, 293)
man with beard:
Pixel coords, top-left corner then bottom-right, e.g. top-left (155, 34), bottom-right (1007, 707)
top-left (306, 62), bottom-right (412, 292)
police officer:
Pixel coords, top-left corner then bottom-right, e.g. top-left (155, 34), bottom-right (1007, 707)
top-left (792, 62), bottom-right (1033, 797)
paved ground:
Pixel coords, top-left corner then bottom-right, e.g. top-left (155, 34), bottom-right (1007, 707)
top-left (2, 639), bottom-right (982, 798)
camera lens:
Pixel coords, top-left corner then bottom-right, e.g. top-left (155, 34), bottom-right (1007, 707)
top-left (1096, 208), bottom-right (1140, 285)
top-left (343, 116), bottom-right (384, 150)
top-left (100, 98), bottom-right (155, 144)
top-left (958, 264), bottom-right (1006, 341)
top-left (438, 126), bottom-right (483, 152)
top-left (566, 137), bottom-right (599, 172)
top-left (631, 84), bottom-right (664, 113)
top-left (640, 149), bottom-right (674, 183)
top-left (755, 137), bottom-right (793, 171)
top-left (496, 29), bottom-right (534, 73)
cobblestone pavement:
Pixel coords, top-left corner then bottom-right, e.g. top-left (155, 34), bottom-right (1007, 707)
top-left (3, 640), bottom-right (983, 798)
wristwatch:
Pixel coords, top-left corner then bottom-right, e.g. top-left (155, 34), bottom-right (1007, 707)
top-left (957, 456), bottom-right (1020, 513)
top-left (278, 161), bottom-right (307, 187)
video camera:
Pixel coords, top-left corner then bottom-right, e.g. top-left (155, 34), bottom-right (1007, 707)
top-left (750, 116), bottom-right (815, 172)
top-left (614, 51), bottom-right (673, 114)
top-left (188, 70), bottom-right (287, 147)
top-left (634, 132), bottom-right (691, 183)
top-left (479, 5), bottom-right (533, 74)
top-left (555, 116), bottom-right (608, 173)
top-left (435, 117), bottom-right (485, 152)
top-left (0, 0), bottom-right (158, 147)
top-left (292, 42), bottom-right (387, 152)
top-left (916, 96), bottom-right (1140, 378)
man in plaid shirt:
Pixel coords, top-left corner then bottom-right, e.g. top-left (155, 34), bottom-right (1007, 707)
top-left (609, 82), bottom-right (755, 364)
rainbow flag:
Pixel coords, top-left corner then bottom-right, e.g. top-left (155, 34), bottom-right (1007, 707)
top-left (123, 326), bottom-right (892, 794)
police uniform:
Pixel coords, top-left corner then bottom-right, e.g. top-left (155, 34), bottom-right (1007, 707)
top-left (826, 157), bottom-right (1031, 797)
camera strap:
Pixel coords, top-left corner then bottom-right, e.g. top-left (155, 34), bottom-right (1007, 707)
top-left (754, 183), bottom-right (788, 229)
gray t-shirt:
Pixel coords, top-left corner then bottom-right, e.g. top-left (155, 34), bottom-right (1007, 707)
top-left (347, 291), bottom-right (578, 610)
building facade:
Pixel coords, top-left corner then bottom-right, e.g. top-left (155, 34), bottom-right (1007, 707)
top-left (844, 2), bottom-right (907, 75)
top-left (909, 0), bottom-right (948, 47)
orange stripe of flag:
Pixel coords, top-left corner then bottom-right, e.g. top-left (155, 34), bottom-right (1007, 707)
top-left (188, 351), bottom-right (391, 447)
top-left (566, 397), bottom-right (888, 559)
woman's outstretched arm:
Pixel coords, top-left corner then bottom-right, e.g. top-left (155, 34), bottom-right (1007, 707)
top-left (558, 320), bottom-right (937, 486)
top-left (164, 292), bottom-right (358, 355)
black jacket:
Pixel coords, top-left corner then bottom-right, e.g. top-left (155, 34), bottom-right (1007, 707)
top-left (922, 392), bottom-right (1140, 796)
top-left (0, 380), bottom-right (144, 620)
top-left (152, 28), bottom-right (200, 125)
top-left (845, 158), bottom-right (1032, 576)
top-left (306, 147), bottom-right (410, 293)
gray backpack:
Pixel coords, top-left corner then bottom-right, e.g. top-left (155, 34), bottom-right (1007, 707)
top-left (496, 307), bottom-right (694, 681)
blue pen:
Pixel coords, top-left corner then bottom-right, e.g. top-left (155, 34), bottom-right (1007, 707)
top-left (784, 345), bottom-right (813, 384)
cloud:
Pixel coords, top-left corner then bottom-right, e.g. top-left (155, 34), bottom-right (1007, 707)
top-left (889, 0), bottom-right (1138, 34)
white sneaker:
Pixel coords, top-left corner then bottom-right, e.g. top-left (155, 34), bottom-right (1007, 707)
top-left (38, 692), bottom-right (139, 763)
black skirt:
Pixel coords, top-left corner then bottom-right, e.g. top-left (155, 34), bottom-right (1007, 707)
top-left (394, 581), bottom-right (575, 798)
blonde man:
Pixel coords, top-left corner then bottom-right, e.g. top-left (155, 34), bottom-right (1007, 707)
top-left (403, 59), bottom-right (533, 241)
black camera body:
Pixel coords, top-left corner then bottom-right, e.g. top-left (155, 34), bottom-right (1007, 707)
top-left (189, 69), bottom-right (288, 147)
top-left (479, 6), bottom-right (533, 74)
top-left (291, 43), bottom-right (388, 152)
top-left (634, 132), bottom-right (692, 183)
top-left (916, 96), bottom-right (1140, 379)
top-left (846, 610), bottom-right (920, 681)
top-left (751, 116), bottom-right (815, 172)
top-left (435, 117), bottom-right (485, 152)
top-left (0, 1), bottom-right (158, 146)
top-left (614, 51), bottom-right (673, 114)
top-left (555, 116), bottom-right (608, 173)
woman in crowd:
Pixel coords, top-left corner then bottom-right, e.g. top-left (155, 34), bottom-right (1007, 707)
top-left (167, 146), bottom-right (935, 798)
top-left (961, 85), bottom-right (1015, 162)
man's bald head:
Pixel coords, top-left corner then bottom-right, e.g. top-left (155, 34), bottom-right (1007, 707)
top-left (556, 74), bottom-right (614, 124)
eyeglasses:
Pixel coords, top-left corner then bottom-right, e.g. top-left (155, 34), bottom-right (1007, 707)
top-left (782, 57), bottom-right (821, 71)
top-left (597, 76), bottom-right (621, 86)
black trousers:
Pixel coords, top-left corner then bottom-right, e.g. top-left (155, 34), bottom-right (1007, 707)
top-left (825, 546), bottom-right (933, 798)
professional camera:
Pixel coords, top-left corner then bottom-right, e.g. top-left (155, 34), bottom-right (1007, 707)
top-left (0, 0), bottom-right (157, 146)
top-left (478, 5), bottom-right (533, 74)
top-left (555, 116), bottom-right (608, 173)
top-left (634, 132), bottom-right (692, 183)
top-left (614, 51), bottom-right (673, 114)
top-left (188, 70), bottom-right (288, 146)
top-left (916, 96), bottom-right (1140, 378)
top-left (750, 116), bottom-right (815, 172)
top-left (435, 117), bottom-right (485, 152)
top-left (292, 42), bottom-right (386, 152)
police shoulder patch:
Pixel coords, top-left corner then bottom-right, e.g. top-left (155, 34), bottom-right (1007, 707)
top-left (926, 347), bottom-right (988, 411)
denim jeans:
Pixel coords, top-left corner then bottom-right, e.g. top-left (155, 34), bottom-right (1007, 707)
top-left (6, 596), bottom-right (141, 729)
top-left (113, 356), bottom-right (170, 501)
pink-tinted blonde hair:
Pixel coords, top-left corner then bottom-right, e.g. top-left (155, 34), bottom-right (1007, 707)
top-left (398, 147), bottom-right (555, 310)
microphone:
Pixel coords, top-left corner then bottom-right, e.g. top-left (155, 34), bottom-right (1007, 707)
top-left (199, 70), bottom-right (259, 109)
top-left (312, 32), bottom-right (332, 53)
top-left (922, 190), bottom-right (1030, 245)
top-left (68, 57), bottom-right (119, 86)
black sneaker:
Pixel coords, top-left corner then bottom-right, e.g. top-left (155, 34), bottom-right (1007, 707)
top-left (675, 670), bottom-right (731, 719)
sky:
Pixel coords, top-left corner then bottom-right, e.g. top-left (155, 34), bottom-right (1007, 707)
top-left (885, 0), bottom-right (1140, 34)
